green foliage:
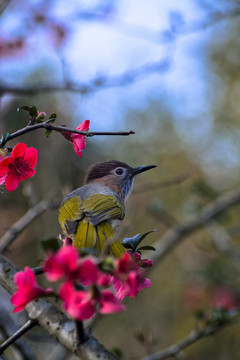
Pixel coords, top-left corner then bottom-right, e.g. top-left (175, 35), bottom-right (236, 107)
top-left (40, 237), bottom-right (60, 253)
top-left (122, 229), bottom-right (158, 252)
top-left (0, 133), bottom-right (10, 148)
top-left (17, 105), bottom-right (38, 118)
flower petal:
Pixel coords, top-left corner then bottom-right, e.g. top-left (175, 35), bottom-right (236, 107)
top-left (0, 157), bottom-right (12, 177)
top-left (77, 120), bottom-right (90, 131)
top-left (100, 290), bottom-right (125, 314)
top-left (78, 258), bottom-right (99, 286)
top-left (23, 147), bottom-right (38, 168)
top-left (11, 143), bottom-right (27, 159)
top-left (5, 169), bottom-right (20, 191)
top-left (19, 168), bottom-right (35, 181)
top-left (72, 136), bottom-right (86, 157)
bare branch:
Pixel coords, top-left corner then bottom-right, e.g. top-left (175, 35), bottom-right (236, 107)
top-left (0, 57), bottom-right (170, 96)
top-left (0, 198), bottom-right (58, 253)
top-left (2, 121), bottom-right (135, 146)
top-left (142, 324), bottom-right (221, 360)
top-left (0, 319), bottom-right (36, 354)
top-left (151, 186), bottom-right (240, 264)
top-left (0, 308), bottom-right (37, 359)
top-left (0, 253), bottom-right (118, 360)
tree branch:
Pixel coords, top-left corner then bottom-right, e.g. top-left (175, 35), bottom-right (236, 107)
top-left (0, 57), bottom-right (170, 96)
top-left (142, 324), bottom-right (221, 360)
top-left (2, 121), bottom-right (135, 146)
top-left (151, 186), bottom-right (240, 263)
top-left (0, 198), bottom-right (58, 253)
top-left (0, 319), bottom-right (37, 355)
top-left (0, 253), bottom-right (118, 360)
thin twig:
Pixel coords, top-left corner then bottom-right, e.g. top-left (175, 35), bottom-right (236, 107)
top-left (0, 319), bottom-right (37, 355)
top-left (151, 186), bottom-right (240, 264)
top-left (33, 266), bottom-right (44, 275)
top-left (0, 57), bottom-right (170, 97)
top-left (142, 324), bottom-right (220, 360)
top-left (0, 309), bottom-right (37, 359)
top-left (2, 121), bottom-right (135, 146)
top-left (0, 198), bottom-right (57, 253)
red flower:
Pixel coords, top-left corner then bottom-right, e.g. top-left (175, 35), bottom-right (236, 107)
top-left (0, 151), bottom-right (8, 186)
top-left (62, 120), bottom-right (90, 157)
top-left (11, 267), bottom-right (53, 312)
top-left (44, 246), bottom-right (100, 286)
top-left (211, 286), bottom-right (238, 311)
top-left (0, 143), bottom-right (38, 191)
top-left (60, 282), bottom-right (125, 320)
top-left (44, 246), bottom-right (79, 282)
top-left (131, 252), bottom-right (153, 268)
top-left (113, 253), bottom-right (151, 300)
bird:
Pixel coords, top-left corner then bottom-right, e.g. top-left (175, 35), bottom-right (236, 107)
top-left (58, 160), bottom-right (156, 257)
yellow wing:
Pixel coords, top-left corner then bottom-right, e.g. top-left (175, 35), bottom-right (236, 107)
top-left (58, 193), bottom-right (125, 257)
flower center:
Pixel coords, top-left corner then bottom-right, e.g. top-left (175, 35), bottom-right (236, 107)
top-left (11, 159), bottom-right (31, 179)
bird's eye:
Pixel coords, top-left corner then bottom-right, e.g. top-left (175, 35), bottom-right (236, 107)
top-left (115, 167), bottom-right (124, 176)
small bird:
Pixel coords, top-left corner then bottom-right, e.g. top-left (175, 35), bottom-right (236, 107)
top-left (59, 160), bottom-right (156, 257)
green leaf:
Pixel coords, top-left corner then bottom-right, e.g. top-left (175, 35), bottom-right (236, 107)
top-left (48, 113), bottom-right (57, 122)
top-left (40, 238), bottom-right (60, 253)
top-left (0, 132), bottom-right (10, 147)
top-left (138, 229), bottom-right (159, 246)
top-left (137, 245), bottom-right (156, 252)
top-left (122, 233), bottom-right (141, 250)
top-left (45, 129), bottom-right (52, 138)
top-left (122, 229), bottom-right (158, 251)
top-left (17, 105), bottom-right (30, 112)
top-left (29, 106), bottom-right (38, 117)
top-left (17, 105), bottom-right (38, 118)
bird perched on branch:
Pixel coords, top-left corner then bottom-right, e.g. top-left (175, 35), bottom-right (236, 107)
top-left (59, 160), bottom-right (156, 257)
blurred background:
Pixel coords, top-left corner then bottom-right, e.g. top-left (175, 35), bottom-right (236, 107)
top-left (1, 0), bottom-right (240, 359)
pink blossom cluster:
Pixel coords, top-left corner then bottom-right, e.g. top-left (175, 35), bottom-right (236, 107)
top-left (11, 247), bottom-right (152, 321)
top-left (184, 282), bottom-right (239, 312)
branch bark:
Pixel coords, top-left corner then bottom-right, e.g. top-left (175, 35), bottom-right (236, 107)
top-left (0, 253), bottom-right (118, 360)
top-left (0, 198), bottom-right (58, 253)
top-left (142, 324), bottom-right (220, 360)
top-left (151, 186), bottom-right (240, 264)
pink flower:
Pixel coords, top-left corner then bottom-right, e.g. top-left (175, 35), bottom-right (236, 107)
top-left (0, 143), bottom-right (38, 191)
top-left (11, 267), bottom-right (53, 312)
top-left (113, 253), bottom-right (151, 300)
top-left (113, 272), bottom-right (151, 300)
top-left (62, 120), bottom-right (90, 157)
top-left (44, 246), bottom-right (100, 286)
top-left (60, 282), bottom-right (124, 320)
top-left (211, 286), bottom-right (238, 311)
top-left (0, 151), bottom-right (8, 186)
top-left (44, 246), bottom-right (79, 282)
top-left (131, 252), bottom-right (153, 268)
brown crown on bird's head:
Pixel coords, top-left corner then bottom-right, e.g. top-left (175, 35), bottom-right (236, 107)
top-left (84, 160), bottom-right (156, 201)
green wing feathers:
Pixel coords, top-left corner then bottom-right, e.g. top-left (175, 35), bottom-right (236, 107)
top-left (58, 193), bottom-right (125, 257)
top-left (80, 194), bottom-right (125, 225)
top-left (59, 196), bottom-right (83, 235)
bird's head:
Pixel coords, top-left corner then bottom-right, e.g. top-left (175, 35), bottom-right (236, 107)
top-left (85, 160), bottom-right (156, 201)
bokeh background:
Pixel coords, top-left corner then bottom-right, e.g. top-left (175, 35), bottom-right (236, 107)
top-left (1, 0), bottom-right (240, 359)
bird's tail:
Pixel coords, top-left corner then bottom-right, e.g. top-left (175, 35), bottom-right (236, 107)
top-left (73, 218), bottom-right (125, 257)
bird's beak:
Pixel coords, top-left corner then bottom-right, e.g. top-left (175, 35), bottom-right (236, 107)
top-left (132, 164), bottom-right (156, 176)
